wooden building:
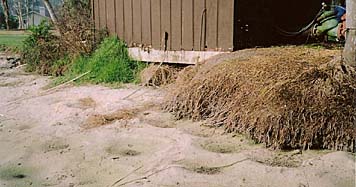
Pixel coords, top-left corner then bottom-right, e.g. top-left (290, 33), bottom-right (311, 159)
top-left (92, 0), bottom-right (324, 64)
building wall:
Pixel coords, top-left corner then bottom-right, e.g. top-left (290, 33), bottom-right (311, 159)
top-left (23, 13), bottom-right (49, 27)
top-left (93, 0), bottom-right (235, 52)
top-left (25, 14), bottom-right (49, 27)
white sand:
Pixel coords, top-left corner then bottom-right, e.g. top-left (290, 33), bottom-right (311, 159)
top-left (0, 67), bottom-right (355, 187)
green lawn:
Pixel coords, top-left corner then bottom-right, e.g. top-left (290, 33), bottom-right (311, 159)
top-left (0, 34), bottom-right (28, 48)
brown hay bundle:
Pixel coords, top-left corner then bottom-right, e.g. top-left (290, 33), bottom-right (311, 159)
top-left (165, 46), bottom-right (356, 152)
top-left (140, 64), bottom-right (181, 86)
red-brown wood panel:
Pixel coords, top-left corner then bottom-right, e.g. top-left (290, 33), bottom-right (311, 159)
top-left (171, 0), bottom-right (182, 50)
top-left (123, 0), bottom-right (133, 46)
top-left (181, 0), bottom-right (193, 50)
top-left (206, 0), bottom-right (218, 50)
top-left (115, 0), bottom-right (125, 39)
top-left (132, 0), bottom-right (142, 45)
top-left (141, 0), bottom-right (151, 45)
top-left (94, 0), bottom-right (100, 29)
top-left (106, 0), bottom-right (116, 34)
top-left (99, 0), bottom-right (107, 28)
top-left (218, 0), bottom-right (234, 51)
top-left (193, 0), bottom-right (205, 50)
top-left (161, 0), bottom-right (171, 50)
top-left (151, 0), bottom-right (161, 49)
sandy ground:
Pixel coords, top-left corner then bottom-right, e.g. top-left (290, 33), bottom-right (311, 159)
top-left (0, 67), bottom-right (355, 187)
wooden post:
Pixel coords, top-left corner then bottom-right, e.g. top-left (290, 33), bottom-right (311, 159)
top-left (343, 0), bottom-right (356, 66)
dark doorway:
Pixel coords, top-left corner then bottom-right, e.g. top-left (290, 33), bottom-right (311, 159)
top-left (234, 0), bottom-right (325, 49)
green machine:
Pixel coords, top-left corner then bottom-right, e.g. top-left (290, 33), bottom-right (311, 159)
top-left (312, 3), bottom-right (346, 41)
top-left (277, 2), bottom-right (346, 42)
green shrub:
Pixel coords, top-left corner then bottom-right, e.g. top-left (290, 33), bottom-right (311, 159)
top-left (60, 36), bottom-right (146, 84)
top-left (22, 21), bottom-right (64, 74)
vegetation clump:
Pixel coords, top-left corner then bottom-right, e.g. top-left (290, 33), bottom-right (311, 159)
top-left (165, 46), bottom-right (356, 152)
top-left (62, 36), bottom-right (145, 84)
top-left (20, 0), bottom-right (142, 85)
top-left (21, 22), bottom-right (63, 74)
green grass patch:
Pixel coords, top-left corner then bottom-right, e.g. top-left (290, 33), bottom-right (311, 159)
top-left (0, 33), bottom-right (28, 53)
top-left (0, 34), bottom-right (27, 47)
top-left (52, 36), bottom-right (147, 86)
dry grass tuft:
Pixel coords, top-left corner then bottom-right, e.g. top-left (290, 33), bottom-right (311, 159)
top-left (83, 104), bottom-right (157, 129)
top-left (140, 64), bottom-right (181, 86)
top-left (84, 109), bottom-right (139, 129)
top-left (165, 46), bottom-right (356, 152)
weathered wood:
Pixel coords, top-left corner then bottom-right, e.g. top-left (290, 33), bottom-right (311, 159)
top-left (141, 0), bottom-right (151, 45)
top-left (206, 0), bottom-right (218, 50)
top-left (151, 0), bottom-right (161, 49)
top-left (106, 0), bottom-right (116, 34)
top-left (115, 0), bottom-right (125, 39)
top-left (181, 0), bottom-right (193, 50)
top-left (132, 0), bottom-right (142, 45)
top-left (161, 0), bottom-right (171, 50)
top-left (171, 0), bottom-right (182, 50)
top-left (123, 0), bottom-right (133, 46)
top-left (343, 0), bottom-right (356, 65)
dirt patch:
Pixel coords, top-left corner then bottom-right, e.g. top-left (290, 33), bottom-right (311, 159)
top-left (191, 166), bottom-right (221, 175)
top-left (140, 111), bottom-right (176, 128)
top-left (66, 97), bottom-right (96, 110)
top-left (165, 46), bottom-right (355, 152)
top-left (0, 81), bottom-right (22, 87)
top-left (0, 166), bottom-right (28, 181)
top-left (176, 160), bottom-right (222, 175)
top-left (247, 149), bottom-right (331, 168)
top-left (42, 140), bottom-right (70, 153)
top-left (176, 120), bottom-right (218, 138)
top-left (104, 137), bottom-right (163, 157)
top-left (197, 136), bottom-right (258, 154)
top-left (78, 97), bottom-right (96, 109)
top-left (0, 164), bottom-right (38, 186)
top-left (106, 147), bottom-right (141, 157)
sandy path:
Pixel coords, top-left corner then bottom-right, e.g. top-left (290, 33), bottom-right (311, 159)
top-left (0, 67), bottom-right (355, 187)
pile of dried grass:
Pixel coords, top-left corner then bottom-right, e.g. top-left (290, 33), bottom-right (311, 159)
top-left (140, 64), bottom-right (181, 86)
top-left (83, 109), bottom-right (139, 129)
top-left (165, 46), bottom-right (356, 152)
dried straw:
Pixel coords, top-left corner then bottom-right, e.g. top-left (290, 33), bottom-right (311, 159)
top-left (165, 46), bottom-right (356, 152)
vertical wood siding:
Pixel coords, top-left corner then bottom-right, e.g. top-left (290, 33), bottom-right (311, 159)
top-left (93, 0), bottom-right (234, 51)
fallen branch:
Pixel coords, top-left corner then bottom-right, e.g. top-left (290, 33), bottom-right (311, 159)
top-left (45, 71), bottom-right (91, 93)
top-left (111, 165), bottom-right (143, 187)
